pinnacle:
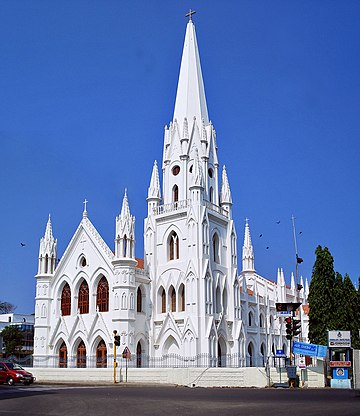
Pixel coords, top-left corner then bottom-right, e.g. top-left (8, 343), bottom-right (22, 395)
top-left (220, 165), bottom-right (232, 204)
top-left (120, 189), bottom-right (131, 219)
top-left (148, 160), bottom-right (161, 199)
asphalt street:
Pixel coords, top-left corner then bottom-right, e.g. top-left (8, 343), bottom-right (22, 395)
top-left (0, 384), bottom-right (359, 416)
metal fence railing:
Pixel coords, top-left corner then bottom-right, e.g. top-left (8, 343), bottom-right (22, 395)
top-left (27, 353), bottom-right (268, 369)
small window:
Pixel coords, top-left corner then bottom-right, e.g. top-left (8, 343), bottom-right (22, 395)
top-left (208, 168), bottom-right (213, 178)
top-left (212, 233), bottom-right (220, 263)
top-left (248, 311), bottom-right (253, 327)
top-left (81, 257), bottom-right (87, 267)
top-left (172, 165), bottom-right (180, 176)
top-left (169, 231), bottom-right (179, 260)
top-left (170, 286), bottom-right (176, 312)
top-left (137, 287), bottom-right (142, 313)
top-left (189, 165), bottom-right (193, 173)
top-left (161, 287), bottom-right (166, 313)
top-left (173, 185), bottom-right (179, 202)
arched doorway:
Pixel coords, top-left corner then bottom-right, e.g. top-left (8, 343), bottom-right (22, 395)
top-left (248, 342), bottom-right (254, 367)
top-left (96, 340), bottom-right (107, 368)
top-left (217, 342), bottom-right (222, 367)
top-left (260, 343), bottom-right (266, 367)
top-left (136, 341), bottom-right (142, 368)
top-left (77, 341), bottom-right (86, 368)
top-left (217, 338), bottom-right (226, 367)
top-left (59, 341), bottom-right (67, 368)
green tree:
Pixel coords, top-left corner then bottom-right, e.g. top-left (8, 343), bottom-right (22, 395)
top-left (1, 326), bottom-right (23, 357)
top-left (332, 272), bottom-right (346, 330)
top-left (308, 245), bottom-right (336, 345)
top-left (342, 274), bottom-right (360, 349)
top-left (0, 301), bottom-right (15, 314)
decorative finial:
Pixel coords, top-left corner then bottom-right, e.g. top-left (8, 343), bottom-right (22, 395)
top-left (83, 198), bottom-right (88, 218)
top-left (186, 9), bottom-right (196, 21)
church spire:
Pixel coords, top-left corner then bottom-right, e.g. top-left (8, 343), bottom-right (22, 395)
top-left (173, 18), bottom-right (209, 125)
top-left (220, 165), bottom-right (232, 217)
top-left (115, 190), bottom-right (135, 259)
top-left (148, 161), bottom-right (161, 200)
top-left (242, 219), bottom-right (254, 272)
top-left (147, 160), bottom-right (161, 215)
top-left (38, 214), bottom-right (57, 275)
top-left (121, 189), bottom-right (131, 219)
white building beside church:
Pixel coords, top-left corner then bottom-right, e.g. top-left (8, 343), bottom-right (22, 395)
top-left (33, 17), bottom-right (309, 369)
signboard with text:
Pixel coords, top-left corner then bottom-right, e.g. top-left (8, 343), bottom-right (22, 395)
top-left (329, 361), bottom-right (351, 368)
top-left (292, 341), bottom-right (327, 358)
top-left (328, 331), bottom-right (351, 348)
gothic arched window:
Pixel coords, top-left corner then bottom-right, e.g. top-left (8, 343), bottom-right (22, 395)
top-left (96, 276), bottom-right (109, 312)
top-left (212, 233), bottom-right (220, 263)
top-left (173, 185), bottom-right (179, 203)
top-left (169, 231), bottom-right (179, 261)
top-left (179, 284), bottom-right (185, 312)
top-left (161, 287), bottom-right (166, 313)
top-left (78, 280), bottom-right (89, 314)
top-left (169, 286), bottom-right (176, 312)
top-left (61, 283), bottom-right (71, 316)
top-left (248, 311), bottom-right (253, 327)
top-left (137, 287), bottom-right (142, 313)
top-left (209, 186), bottom-right (214, 203)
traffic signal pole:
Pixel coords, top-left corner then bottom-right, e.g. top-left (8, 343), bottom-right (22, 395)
top-left (113, 330), bottom-right (117, 383)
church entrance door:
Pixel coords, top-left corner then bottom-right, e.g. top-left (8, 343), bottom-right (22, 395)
top-left (77, 341), bottom-right (86, 368)
top-left (96, 340), bottom-right (107, 368)
top-left (136, 342), bottom-right (142, 368)
top-left (59, 342), bottom-right (67, 368)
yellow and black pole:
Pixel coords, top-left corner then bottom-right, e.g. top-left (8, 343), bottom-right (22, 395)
top-left (113, 330), bottom-right (119, 383)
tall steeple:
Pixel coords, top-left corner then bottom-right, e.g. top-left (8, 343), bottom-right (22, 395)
top-left (147, 160), bottom-right (161, 215)
top-left (115, 190), bottom-right (135, 259)
top-left (38, 214), bottom-right (57, 275)
top-left (148, 161), bottom-right (161, 200)
top-left (242, 219), bottom-right (254, 272)
top-left (173, 18), bottom-right (209, 125)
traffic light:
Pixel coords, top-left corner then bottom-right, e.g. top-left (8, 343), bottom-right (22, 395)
top-left (292, 319), bottom-right (301, 337)
top-left (114, 335), bottom-right (120, 346)
top-left (285, 317), bottom-right (293, 340)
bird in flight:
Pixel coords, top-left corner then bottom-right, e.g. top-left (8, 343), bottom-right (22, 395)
top-left (20, 243), bottom-right (26, 247)
top-left (259, 234), bottom-right (263, 238)
top-left (276, 221), bottom-right (280, 224)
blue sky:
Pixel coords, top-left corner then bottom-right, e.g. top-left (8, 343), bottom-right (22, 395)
top-left (1, 1), bottom-right (359, 314)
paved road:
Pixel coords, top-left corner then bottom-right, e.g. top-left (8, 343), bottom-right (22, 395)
top-left (0, 384), bottom-right (359, 416)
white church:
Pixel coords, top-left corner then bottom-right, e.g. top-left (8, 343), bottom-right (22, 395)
top-left (33, 17), bottom-right (309, 369)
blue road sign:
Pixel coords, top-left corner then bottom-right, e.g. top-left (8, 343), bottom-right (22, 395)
top-left (292, 341), bottom-right (327, 358)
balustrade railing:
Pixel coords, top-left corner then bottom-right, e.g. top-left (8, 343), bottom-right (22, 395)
top-left (153, 199), bottom-right (229, 218)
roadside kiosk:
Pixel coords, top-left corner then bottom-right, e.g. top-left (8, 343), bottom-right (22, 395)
top-left (328, 331), bottom-right (352, 389)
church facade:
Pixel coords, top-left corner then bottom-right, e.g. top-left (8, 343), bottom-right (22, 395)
top-left (33, 18), bottom-right (309, 368)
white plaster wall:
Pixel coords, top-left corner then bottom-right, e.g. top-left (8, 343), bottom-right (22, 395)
top-left (29, 366), bottom-right (325, 388)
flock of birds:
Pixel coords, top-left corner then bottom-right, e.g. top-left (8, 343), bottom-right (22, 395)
top-left (257, 220), bottom-right (303, 251)
top-left (19, 220), bottom-right (303, 254)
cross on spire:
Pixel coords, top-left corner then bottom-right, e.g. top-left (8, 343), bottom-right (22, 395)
top-left (186, 9), bottom-right (196, 21)
top-left (83, 198), bottom-right (88, 212)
